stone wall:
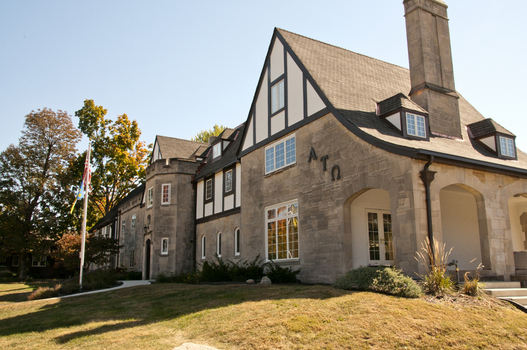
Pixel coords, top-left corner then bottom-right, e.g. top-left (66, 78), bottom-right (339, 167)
top-left (196, 213), bottom-right (241, 264)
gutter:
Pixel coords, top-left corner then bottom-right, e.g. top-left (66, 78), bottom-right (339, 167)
top-left (420, 156), bottom-right (436, 258)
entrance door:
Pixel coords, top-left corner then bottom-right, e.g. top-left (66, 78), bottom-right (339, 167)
top-left (367, 211), bottom-right (394, 266)
top-left (145, 239), bottom-right (151, 280)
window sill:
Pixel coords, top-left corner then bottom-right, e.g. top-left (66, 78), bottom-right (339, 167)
top-left (267, 258), bottom-right (300, 265)
top-left (264, 163), bottom-right (297, 178)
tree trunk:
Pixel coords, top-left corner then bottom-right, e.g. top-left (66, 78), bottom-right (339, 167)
top-left (18, 251), bottom-right (27, 280)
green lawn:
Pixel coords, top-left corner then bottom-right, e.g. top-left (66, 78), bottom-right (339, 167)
top-left (0, 283), bottom-right (526, 349)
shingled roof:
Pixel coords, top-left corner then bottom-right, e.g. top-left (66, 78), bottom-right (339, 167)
top-left (468, 119), bottom-right (515, 139)
top-left (155, 136), bottom-right (206, 160)
top-left (194, 124), bottom-right (245, 181)
top-left (276, 28), bottom-right (527, 173)
top-left (377, 93), bottom-right (428, 116)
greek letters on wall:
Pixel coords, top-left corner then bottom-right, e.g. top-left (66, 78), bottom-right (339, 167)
top-left (308, 147), bottom-right (341, 181)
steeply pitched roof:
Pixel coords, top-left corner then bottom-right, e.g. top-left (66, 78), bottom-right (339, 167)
top-left (195, 124), bottom-right (245, 181)
top-left (155, 136), bottom-right (206, 160)
top-left (468, 119), bottom-right (515, 139)
top-left (276, 28), bottom-right (527, 173)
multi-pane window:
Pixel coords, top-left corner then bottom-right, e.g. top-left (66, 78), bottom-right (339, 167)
top-left (406, 113), bottom-right (426, 138)
top-left (32, 256), bottom-right (47, 267)
top-left (271, 79), bottom-right (285, 114)
top-left (367, 212), bottom-right (394, 264)
top-left (147, 187), bottom-right (154, 208)
top-left (131, 215), bottom-right (136, 231)
top-left (499, 136), bottom-right (515, 157)
top-left (205, 179), bottom-right (213, 200)
top-left (162, 184), bottom-right (171, 205)
top-left (161, 238), bottom-right (169, 255)
top-left (225, 170), bottom-right (233, 193)
top-left (217, 232), bottom-right (222, 257)
top-left (265, 135), bottom-right (296, 174)
top-left (266, 200), bottom-right (299, 260)
top-left (234, 228), bottom-right (240, 256)
top-left (213, 143), bottom-right (221, 158)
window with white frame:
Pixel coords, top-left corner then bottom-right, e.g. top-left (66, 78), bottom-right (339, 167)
top-left (225, 169), bottom-right (233, 193)
top-left (130, 250), bottom-right (135, 267)
top-left (266, 200), bottom-right (299, 260)
top-left (32, 255), bottom-right (47, 267)
top-left (121, 220), bottom-right (126, 234)
top-left (161, 238), bottom-right (169, 255)
top-left (213, 143), bottom-right (221, 158)
top-left (271, 79), bottom-right (285, 114)
top-left (131, 215), bottom-right (136, 231)
top-left (162, 184), bottom-right (171, 205)
top-left (217, 232), bottom-right (222, 257)
top-left (12, 255), bottom-right (19, 267)
top-left (406, 113), bottom-right (426, 138)
top-left (265, 135), bottom-right (296, 174)
top-left (205, 179), bottom-right (212, 200)
top-left (147, 187), bottom-right (154, 208)
top-left (201, 235), bottom-right (206, 259)
top-left (499, 136), bottom-right (516, 157)
top-left (234, 228), bottom-right (240, 256)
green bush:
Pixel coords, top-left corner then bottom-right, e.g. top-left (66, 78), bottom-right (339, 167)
top-left (334, 266), bottom-right (384, 291)
top-left (265, 261), bottom-right (300, 283)
top-left (229, 255), bottom-right (266, 282)
top-left (156, 271), bottom-right (200, 284)
top-left (370, 268), bottom-right (422, 298)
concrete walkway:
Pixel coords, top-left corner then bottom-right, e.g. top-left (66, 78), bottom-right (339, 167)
top-left (57, 280), bottom-right (152, 299)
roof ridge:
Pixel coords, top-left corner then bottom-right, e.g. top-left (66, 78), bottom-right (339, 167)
top-left (156, 135), bottom-right (206, 145)
top-left (276, 28), bottom-right (410, 72)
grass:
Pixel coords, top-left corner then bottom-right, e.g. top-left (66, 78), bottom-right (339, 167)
top-left (0, 281), bottom-right (56, 304)
top-left (0, 283), bottom-right (526, 349)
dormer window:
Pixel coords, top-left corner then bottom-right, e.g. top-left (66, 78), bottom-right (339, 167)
top-left (213, 143), bottom-right (221, 158)
top-left (499, 136), bottom-right (516, 158)
top-left (406, 113), bottom-right (426, 138)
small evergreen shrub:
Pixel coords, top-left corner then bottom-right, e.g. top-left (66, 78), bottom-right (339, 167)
top-left (201, 259), bottom-right (232, 282)
top-left (265, 261), bottom-right (300, 283)
top-left (229, 255), bottom-right (266, 282)
top-left (370, 267), bottom-right (422, 298)
top-left (334, 266), bottom-right (384, 291)
top-left (156, 271), bottom-right (200, 284)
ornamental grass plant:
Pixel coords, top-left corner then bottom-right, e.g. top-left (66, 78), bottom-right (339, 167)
top-left (415, 238), bottom-right (455, 296)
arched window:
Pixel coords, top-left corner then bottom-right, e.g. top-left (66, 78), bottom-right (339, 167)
top-left (234, 228), bottom-right (240, 256)
top-left (201, 235), bottom-right (206, 259)
top-left (217, 232), bottom-right (222, 257)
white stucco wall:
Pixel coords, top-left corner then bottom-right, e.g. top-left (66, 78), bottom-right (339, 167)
top-left (306, 80), bottom-right (325, 116)
top-left (235, 163), bottom-right (241, 208)
top-left (271, 111), bottom-right (285, 135)
top-left (255, 70), bottom-right (269, 143)
top-left (196, 180), bottom-right (204, 219)
top-left (224, 194), bottom-right (234, 211)
top-left (509, 196), bottom-right (527, 251)
top-left (214, 172), bottom-right (223, 214)
top-left (287, 52), bottom-right (303, 126)
top-left (270, 39), bottom-right (284, 82)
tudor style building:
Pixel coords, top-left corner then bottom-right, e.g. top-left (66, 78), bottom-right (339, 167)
top-left (92, 0), bottom-right (527, 284)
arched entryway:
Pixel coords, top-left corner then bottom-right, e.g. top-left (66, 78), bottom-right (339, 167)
top-left (349, 189), bottom-right (393, 268)
top-left (439, 184), bottom-right (487, 270)
top-left (509, 194), bottom-right (527, 252)
top-left (144, 239), bottom-right (151, 280)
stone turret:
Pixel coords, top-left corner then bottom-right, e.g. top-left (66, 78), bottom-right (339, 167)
top-left (404, 0), bottom-right (462, 139)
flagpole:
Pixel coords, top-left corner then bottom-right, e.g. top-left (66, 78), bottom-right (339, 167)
top-left (79, 144), bottom-right (91, 290)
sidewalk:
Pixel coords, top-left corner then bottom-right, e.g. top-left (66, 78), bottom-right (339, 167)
top-left (58, 280), bottom-right (152, 299)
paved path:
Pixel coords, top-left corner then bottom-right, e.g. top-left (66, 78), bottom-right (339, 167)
top-left (55, 280), bottom-right (152, 299)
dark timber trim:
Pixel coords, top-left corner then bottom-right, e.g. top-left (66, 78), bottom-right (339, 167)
top-left (196, 207), bottom-right (241, 225)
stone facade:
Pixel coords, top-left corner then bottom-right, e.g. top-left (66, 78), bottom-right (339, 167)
top-left (196, 213), bottom-right (241, 263)
top-left (118, 189), bottom-right (144, 272)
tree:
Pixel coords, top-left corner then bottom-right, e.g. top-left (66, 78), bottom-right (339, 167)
top-left (75, 100), bottom-right (150, 225)
top-left (191, 124), bottom-right (226, 143)
top-left (52, 232), bottom-right (121, 271)
top-left (0, 108), bottom-right (82, 279)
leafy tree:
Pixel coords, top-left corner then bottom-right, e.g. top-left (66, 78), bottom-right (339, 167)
top-left (75, 100), bottom-right (150, 225)
top-left (191, 124), bottom-right (226, 143)
top-left (52, 232), bottom-right (121, 271)
top-left (0, 108), bottom-right (81, 279)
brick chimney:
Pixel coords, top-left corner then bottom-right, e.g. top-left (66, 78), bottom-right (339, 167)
top-left (404, 0), bottom-right (462, 139)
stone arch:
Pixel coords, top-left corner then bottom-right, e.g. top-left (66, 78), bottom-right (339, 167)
top-left (439, 184), bottom-right (490, 270)
top-left (508, 193), bottom-right (527, 252)
top-left (345, 188), bottom-right (393, 269)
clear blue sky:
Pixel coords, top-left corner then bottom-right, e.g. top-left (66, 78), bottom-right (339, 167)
top-left (1, 1), bottom-right (526, 154)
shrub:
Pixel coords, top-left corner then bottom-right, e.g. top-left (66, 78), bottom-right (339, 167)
top-left (463, 263), bottom-right (485, 297)
top-left (370, 267), bottom-right (422, 298)
top-left (156, 271), bottom-right (200, 284)
top-left (229, 255), bottom-right (266, 282)
top-left (265, 261), bottom-right (300, 283)
top-left (334, 266), bottom-right (384, 291)
top-left (28, 285), bottom-right (61, 301)
top-left (415, 238), bottom-right (454, 296)
top-left (201, 258), bottom-right (232, 282)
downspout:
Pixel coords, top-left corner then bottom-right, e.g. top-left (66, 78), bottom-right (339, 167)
top-left (419, 155), bottom-right (437, 259)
